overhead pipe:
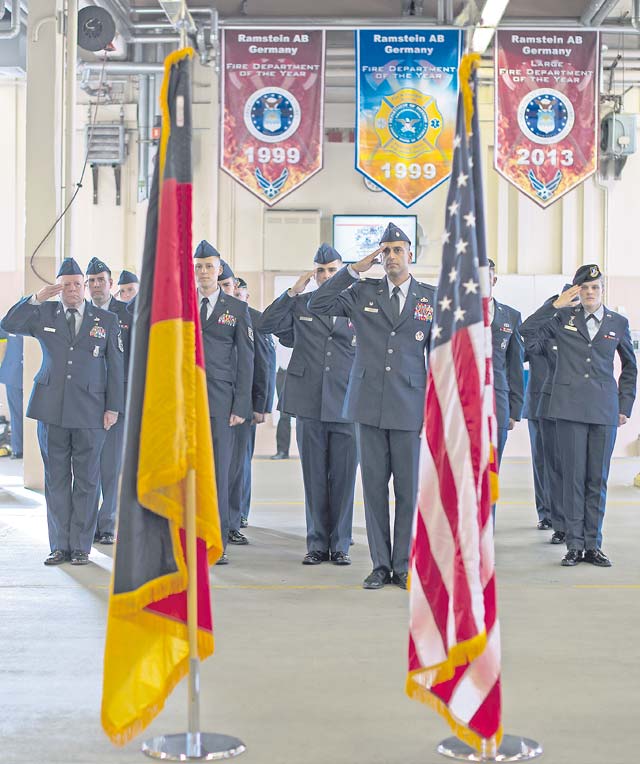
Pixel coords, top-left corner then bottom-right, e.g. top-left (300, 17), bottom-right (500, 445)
top-left (137, 75), bottom-right (150, 201)
top-left (0, 0), bottom-right (20, 40)
top-left (79, 61), bottom-right (165, 75)
top-left (581, 0), bottom-right (610, 24)
top-left (591, 0), bottom-right (622, 25)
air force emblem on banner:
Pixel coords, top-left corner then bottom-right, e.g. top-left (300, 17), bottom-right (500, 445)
top-left (517, 88), bottom-right (575, 145)
top-left (528, 169), bottom-right (562, 202)
top-left (244, 87), bottom-right (301, 143)
top-left (255, 167), bottom-right (289, 200)
top-left (374, 89), bottom-right (443, 158)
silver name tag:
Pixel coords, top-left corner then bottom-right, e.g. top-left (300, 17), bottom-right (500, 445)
top-left (564, 325), bottom-right (578, 332)
top-left (44, 327), bottom-right (56, 333)
top-left (364, 307), bottom-right (379, 313)
top-left (299, 316), bottom-right (313, 322)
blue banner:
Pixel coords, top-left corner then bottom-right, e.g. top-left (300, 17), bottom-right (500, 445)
top-left (356, 30), bottom-right (462, 207)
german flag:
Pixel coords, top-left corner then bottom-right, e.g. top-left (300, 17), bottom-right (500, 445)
top-left (101, 48), bottom-right (223, 746)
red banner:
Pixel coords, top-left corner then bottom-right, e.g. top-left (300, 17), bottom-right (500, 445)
top-left (221, 29), bottom-right (325, 206)
top-left (494, 30), bottom-right (599, 208)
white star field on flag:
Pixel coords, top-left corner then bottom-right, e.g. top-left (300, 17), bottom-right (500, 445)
top-left (430, 105), bottom-right (484, 349)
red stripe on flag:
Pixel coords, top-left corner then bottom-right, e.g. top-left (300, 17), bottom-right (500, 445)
top-left (469, 679), bottom-right (502, 740)
top-left (145, 530), bottom-right (213, 633)
top-left (424, 376), bottom-right (477, 645)
top-left (451, 328), bottom-right (483, 488)
top-left (412, 510), bottom-right (450, 648)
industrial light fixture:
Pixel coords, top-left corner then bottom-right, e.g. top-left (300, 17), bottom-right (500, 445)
top-left (472, 0), bottom-right (510, 54)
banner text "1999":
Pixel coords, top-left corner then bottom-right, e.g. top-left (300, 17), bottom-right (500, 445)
top-left (380, 162), bottom-right (437, 180)
top-left (244, 146), bottom-right (301, 164)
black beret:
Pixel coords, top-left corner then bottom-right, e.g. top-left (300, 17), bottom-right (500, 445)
top-left (573, 264), bottom-right (602, 285)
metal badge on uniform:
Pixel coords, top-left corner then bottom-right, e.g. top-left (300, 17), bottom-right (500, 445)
top-left (609, 331), bottom-right (616, 337)
top-left (248, 326), bottom-right (254, 341)
top-left (415, 330), bottom-right (425, 341)
top-left (90, 325), bottom-right (107, 339)
top-left (568, 314), bottom-right (576, 327)
top-left (501, 338), bottom-right (508, 350)
top-left (299, 316), bottom-right (313, 322)
top-left (351, 335), bottom-right (357, 346)
top-left (217, 311), bottom-right (237, 327)
top-left (414, 302), bottom-right (433, 322)
top-left (44, 327), bottom-right (56, 333)
top-left (364, 307), bottom-right (379, 313)
top-left (117, 334), bottom-right (124, 352)
top-left (93, 345), bottom-right (100, 358)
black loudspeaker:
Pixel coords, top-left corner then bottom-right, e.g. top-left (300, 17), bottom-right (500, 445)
top-left (77, 6), bottom-right (116, 52)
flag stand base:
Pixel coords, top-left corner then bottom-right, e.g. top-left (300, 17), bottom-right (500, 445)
top-left (142, 732), bottom-right (246, 761)
top-left (437, 734), bottom-right (542, 761)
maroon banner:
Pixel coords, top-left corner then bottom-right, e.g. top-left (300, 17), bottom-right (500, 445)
top-left (494, 30), bottom-right (599, 208)
top-left (221, 29), bottom-right (325, 205)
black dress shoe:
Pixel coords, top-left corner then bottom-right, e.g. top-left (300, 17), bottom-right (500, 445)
top-left (10, 452), bottom-right (23, 460)
top-left (561, 549), bottom-right (583, 567)
top-left (270, 452), bottom-right (289, 460)
top-left (537, 518), bottom-right (552, 530)
top-left (44, 550), bottom-right (69, 566)
top-left (391, 572), bottom-right (409, 589)
top-left (70, 550), bottom-right (89, 566)
top-left (584, 549), bottom-right (612, 567)
top-left (550, 531), bottom-right (566, 545)
top-left (240, 517), bottom-right (248, 528)
top-left (98, 533), bottom-right (115, 545)
top-left (363, 569), bottom-right (391, 589)
top-left (302, 550), bottom-right (330, 565)
top-left (216, 553), bottom-right (229, 565)
top-left (349, 537), bottom-right (354, 546)
top-left (93, 532), bottom-right (101, 543)
top-left (228, 530), bottom-right (249, 545)
top-left (332, 551), bottom-right (351, 565)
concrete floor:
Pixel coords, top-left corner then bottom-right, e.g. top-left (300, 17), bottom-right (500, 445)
top-left (0, 454), bottom-right (639, 764)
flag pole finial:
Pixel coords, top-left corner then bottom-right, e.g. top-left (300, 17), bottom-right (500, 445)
top-left (459, 52), bottom-right (482, 135)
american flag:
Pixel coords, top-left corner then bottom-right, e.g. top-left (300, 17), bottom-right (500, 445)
top-left (406, 58), bottom-right (502, 753)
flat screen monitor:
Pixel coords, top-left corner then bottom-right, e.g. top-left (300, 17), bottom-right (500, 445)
top-left (332, 215), bottom-right (418, 263)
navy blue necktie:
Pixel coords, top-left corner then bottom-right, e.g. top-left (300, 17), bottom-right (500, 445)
top-left (391, 286), bottom-right (401, 321)
top-left (200, 297), bottom-right (209, 327)
top-left (66, 308), bottom-right (77, 340)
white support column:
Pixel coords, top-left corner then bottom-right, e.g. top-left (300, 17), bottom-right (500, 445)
top-left (23, 0), bottom-right (65, 490)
